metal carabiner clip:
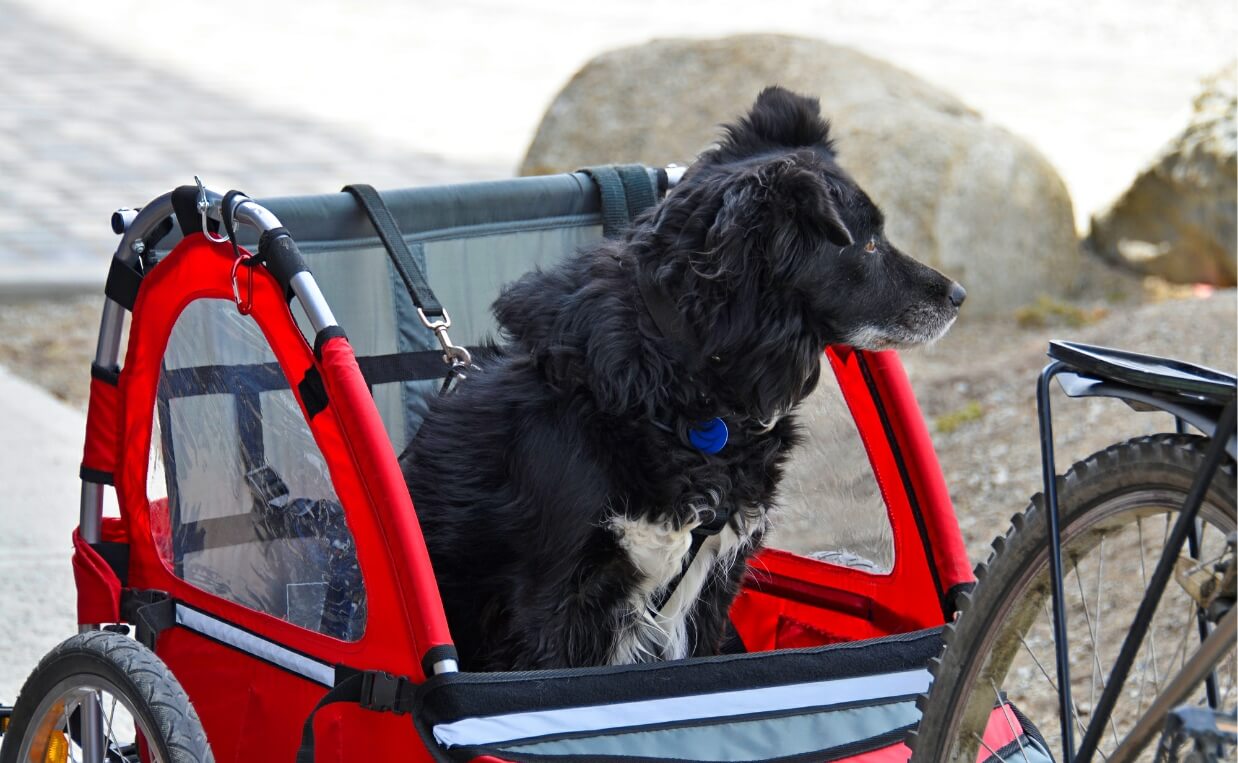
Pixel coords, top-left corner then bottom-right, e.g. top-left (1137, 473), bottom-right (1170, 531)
top-left (195, 176), bottom-right (230, 244)
top-left (231, 250), bottom-right (255, 315)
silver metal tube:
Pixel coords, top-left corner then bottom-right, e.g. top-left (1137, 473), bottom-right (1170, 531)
top-left (80, 187), bottom-right (338, 552)
top-left (289, 271), bottom-right (338, 334)
top-left (81, 195), bottom-right (177, 548)
top-left (665, 164), bottom-right (687, 188)
top-left (432, 659), bottom-right (459, 675)
top-left (78, 689), bottom-right (105, 762)
top-left (79, 483), bottom-right (106, 547)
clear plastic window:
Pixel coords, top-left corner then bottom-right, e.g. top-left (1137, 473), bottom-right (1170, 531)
top-left (768, 371), bottom-right (894, 573)
top-left (147, 299), bottom-right (366, 639)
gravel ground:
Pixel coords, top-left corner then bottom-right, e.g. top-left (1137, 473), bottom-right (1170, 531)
top-left (1, 285), bottom-right (1233, 564)
top-left (904, 289), bottom-right (1236, 562)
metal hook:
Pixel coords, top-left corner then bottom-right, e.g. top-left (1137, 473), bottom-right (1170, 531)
top-left (230, 249), bottom-right (255, 314)
top-left (195, 176), bottom-right (230, 243)
top-left (417, 307), bottom-right (473, 368)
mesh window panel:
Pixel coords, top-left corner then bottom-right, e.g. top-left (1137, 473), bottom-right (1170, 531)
top-left (148, 298), bottom-right (366, 640)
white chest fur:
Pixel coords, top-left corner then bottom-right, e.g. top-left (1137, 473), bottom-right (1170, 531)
top-left (607, 512), bottom-right (762, 664)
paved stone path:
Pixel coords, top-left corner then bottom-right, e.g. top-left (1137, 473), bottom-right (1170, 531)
top-left (0, 0), bottom-right (502, 272)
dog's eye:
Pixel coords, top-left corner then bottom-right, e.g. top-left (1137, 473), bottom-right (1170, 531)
top-left (863, 238), bottom-right (877, 254)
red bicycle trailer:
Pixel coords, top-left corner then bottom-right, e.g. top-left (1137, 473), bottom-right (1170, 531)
top-left (1, 168), bottom-right (1049, 762)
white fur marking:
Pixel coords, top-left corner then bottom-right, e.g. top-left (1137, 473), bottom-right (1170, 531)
top-left (607, 513), bottom-right (763, 665)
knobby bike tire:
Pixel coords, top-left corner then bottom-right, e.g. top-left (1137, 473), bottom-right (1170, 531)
top-left (908, 433), bottom-right (1237, 762)
top-left (0, 631), bottom-right (212, 763)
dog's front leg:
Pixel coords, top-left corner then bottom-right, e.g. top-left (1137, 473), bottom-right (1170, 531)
top-left (688, 544), bottom-right (757, 657)
top-left (498, 542), bottom-right (635, 670)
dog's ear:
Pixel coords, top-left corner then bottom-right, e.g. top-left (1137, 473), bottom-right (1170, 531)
top-left (717, 86), bottom-right (836, 157)
top-left (710, 156), bottom-right (853, 254)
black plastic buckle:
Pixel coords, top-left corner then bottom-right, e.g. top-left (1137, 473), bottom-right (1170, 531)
top-left (120, 589), bottom-right (175, 650)
top-left (359, 671), bottom-right (411, 715)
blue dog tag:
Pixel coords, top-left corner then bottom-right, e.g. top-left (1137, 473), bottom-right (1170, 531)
top-left (688, 418), bottom-right (729, 454)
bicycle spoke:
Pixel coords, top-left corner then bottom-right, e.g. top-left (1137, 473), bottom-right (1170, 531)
top-left (992, 679), bottom-right (1030, 763)
top-left (103, 691), bottom-right (118, 757)
top-left (1072, 549), bottom-right (1121, 749)
top-left (1136, 518), bottom-right (1163, 691)
top-left (62, 696), bottom-right (78, 763)
top-left (1020, 633), bottom-right (1060, 693)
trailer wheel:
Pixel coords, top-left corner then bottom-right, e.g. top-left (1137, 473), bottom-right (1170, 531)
top-left (0, 630), bottom-right (212, 763)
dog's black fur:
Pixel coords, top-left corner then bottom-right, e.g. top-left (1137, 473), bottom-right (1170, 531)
top-left (402, 87), bottom-right (964, 671)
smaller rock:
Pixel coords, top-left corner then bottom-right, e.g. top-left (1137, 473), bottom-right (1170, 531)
top-left (1087, 64), bottom-right (1237, 286)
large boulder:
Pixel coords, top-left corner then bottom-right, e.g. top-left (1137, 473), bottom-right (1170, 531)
top-left (1086, 65), bottom-right (1237, 286)
top-left (521, 34), bottom-right (1080, 317)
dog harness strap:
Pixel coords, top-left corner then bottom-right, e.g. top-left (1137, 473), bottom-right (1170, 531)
top-left (341, 184), bottom-right (444, 318)
top-left (652, 511), bottom-right (732, 613)
top-left (637, 271), bottom-right (702, 372)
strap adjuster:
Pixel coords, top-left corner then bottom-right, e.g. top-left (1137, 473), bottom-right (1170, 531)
top-left (359, 671), bottom-right (411, 715)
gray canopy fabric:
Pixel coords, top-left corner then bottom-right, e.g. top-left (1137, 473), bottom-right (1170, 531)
top-left (237, 170), bottom-right (654, 452)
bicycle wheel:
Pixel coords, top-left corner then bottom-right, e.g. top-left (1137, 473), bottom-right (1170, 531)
top-left (0, 631), bottom-right (212, 763)
top-left (909, 434), bottom-right (1237, 762)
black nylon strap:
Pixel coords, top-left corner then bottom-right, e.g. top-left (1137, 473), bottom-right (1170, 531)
top-left (170, 186), bottom-right (204, 236)
top-left (341, 184), bottom-right (443, 318)
top-left (615, 164), bottom-right (658, 217)
top-left (79, 466), bottom-right (114, 486)
top-left (651, 532), bottom-right (710, 613)
top-left (120, 590), bottom-right (175, 650)
top-left (104, 257), bottom-right (143, 311)
top-left (90, 363), bottom-right (120, 386)
top-left (581, 164), bottom-right (658, 240)
top-left (299, 366), bottom-right (329, 419)
top-left (356, 347), bottom-right (495, 387)
top-left (313, 326), bottom-right (348, 360)
top-left (257, 227), bottom-right (309, 302)
top-left (580, 166), bottom-right (631, 239)
top-left (296, 670), bottom-right (415, 763)
top-left (220, 190), bottom-right (247, 263)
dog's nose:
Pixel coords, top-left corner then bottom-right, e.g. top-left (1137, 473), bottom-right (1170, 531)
top-left (947, 282), bottom-right (967, 308)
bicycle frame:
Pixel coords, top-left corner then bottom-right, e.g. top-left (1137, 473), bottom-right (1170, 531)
top-left (1035, 341), bottom-right (1238, 762)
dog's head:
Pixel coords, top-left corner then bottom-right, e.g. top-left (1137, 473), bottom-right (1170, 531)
top-left (636, 86), bottom-right (965, 425)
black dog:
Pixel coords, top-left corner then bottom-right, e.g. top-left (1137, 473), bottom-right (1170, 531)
top-left (402, 87), bottom-right (965, 671)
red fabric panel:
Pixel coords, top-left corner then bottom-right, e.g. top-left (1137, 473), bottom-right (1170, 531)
top-left (313, 704), bottom-right (428, 763)
top-left (316, 335), bottom-right (455, 669)
top-left (72, 527), bottom-right (121, 624)
top-left (82, 374), bottom-right (120, 475)
top-left (979, 703), bottom-right (1027, 760)
top-left (111, 235), bottom-right (431, 747)
top-left (861, 351), bottom-right (975, 594)
top-left (157, 628), bottom-right (324, 763)
top-left (833, 742), bottom-right (910, 762)
top-left (100, 515), bottom-right (127, 543)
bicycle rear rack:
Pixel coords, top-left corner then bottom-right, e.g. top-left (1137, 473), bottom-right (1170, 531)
top-left (1036, 341), bottom-right (1237, 762)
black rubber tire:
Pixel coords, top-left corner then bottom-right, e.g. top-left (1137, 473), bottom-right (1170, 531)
top-left (908, 433), bottom-right (1237, 762)
top-left (0, 631), bottom-right (212, 763)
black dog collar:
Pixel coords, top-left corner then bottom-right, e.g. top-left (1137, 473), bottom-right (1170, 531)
top-left (638, 267), bottom-right (733, 454)
top-left (637, 268), bottom-right (702, 375)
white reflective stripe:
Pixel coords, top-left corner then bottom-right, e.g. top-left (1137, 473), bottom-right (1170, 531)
top-left (174, 605), bottom-right (335, 687)
top-left (433, 667), bottom-right (931, 748)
